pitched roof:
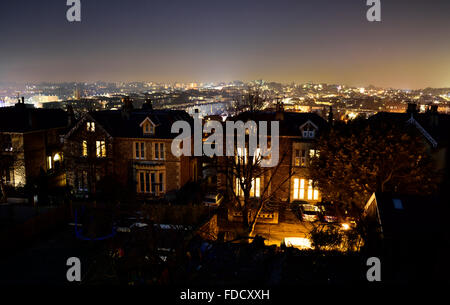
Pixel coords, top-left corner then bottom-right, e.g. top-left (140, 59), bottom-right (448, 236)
top-left (87, 108), bottom-right (193, 139)
top-left (364, 192), bottom-right (442, 237)
top-left (0, 104), bottom-right (68, 133)
top-left (370, 112), bottom-right (450, 147)
top-left (228, 111), bottom-right (328, 137)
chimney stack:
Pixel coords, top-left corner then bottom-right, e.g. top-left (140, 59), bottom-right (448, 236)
top-left (429, 104), bottom-right (439, 127)
top-left (328, 106), bottom-right (333, 126)
top-left (121, 96), bottom-right (134, 119)
top-left (142, 98), bottom-right (153, 111)
top-left (66, 104), bottom-right (75, 127)
top-left (406, 103), bottom-right (418, 115)
top-left (275, 98), bottom-right (284, 120)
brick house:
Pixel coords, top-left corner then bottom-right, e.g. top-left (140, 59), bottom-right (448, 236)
top-left (217, 109), bottom-right (328, 205)
top-left (0, 99), bottom-right (69, 191)
top-left (62, 100), bottom-right (199, 200)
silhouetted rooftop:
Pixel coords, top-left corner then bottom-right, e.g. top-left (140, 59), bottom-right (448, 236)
top-left (87, 108), bottom-right (193, 139)
top-left (0, 103), bottom-right (68, 133)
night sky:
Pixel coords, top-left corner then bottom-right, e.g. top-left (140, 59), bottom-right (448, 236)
top-left (1, 0), bottom-right (449, 88)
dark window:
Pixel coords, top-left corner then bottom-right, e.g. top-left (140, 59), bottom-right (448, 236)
top-left (145, 173), bottom-right (150, 193)
top-left (159, 173), bottom-right (164, 192)
top-left (160, 143), bottom-right (164, 159)
top-left (155, 143), bottom-right (159, 159)
top-left (151, 173), bottom-right (156, 193)
top-left (140, 172), bottom-right (145, 192)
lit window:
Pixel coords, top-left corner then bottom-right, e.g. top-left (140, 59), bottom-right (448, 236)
top-left (82, 140), bottom-right (88, 157)
top-left (235, 178), bottom-right (244, 197)
top-left (96, 140), bottom-right (106, 157)
top-left (294, 149), bottom-right (300, 166)
top-left (307, 180), bottom-right (313, 200)
top-left (250, 177), bottom-right (261, 198)
top-left (300, 179), bottom-right (305, 199)
top-left (236, 147), bottom-right (248, 165)
top-left (47, 156), bottom-right (52, 170)
top-left (293, 178), bottom-right (306, 200)
top-left (87, 122), bottom-right (95, 132)
top-left (301, 150), bottom-right (306, 166)
top-left (53, 153), bottom-right (61, 162)
top-left (293, 178), bottom-right (299, 199)
top-left (306, 179), bottom-right (319, 200)
top-left (294, 150), bottom-right (307, 167)
top-left (252, 147), bottom-right (261, 165)
top-left (308, 149), bottom-right (317, 165)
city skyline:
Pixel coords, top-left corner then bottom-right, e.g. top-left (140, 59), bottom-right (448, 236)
top-left (2, 79), bottom-right (450, 90)
top-left (1, 0), bottom-right (450, 89)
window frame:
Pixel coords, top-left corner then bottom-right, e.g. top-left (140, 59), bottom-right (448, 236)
top-left (142, 121), bottom-right (155, 135)
top-left (86, 122), bottom-right (95, 132)
top-left (82, 140), bottom-right (88, 157)
top-left (137, 170), bottom-right (165, 194)
top-left (154, 142), bottom-right (165, 160)
top-left (293, 177), bottom-right (319, 201)
top-left (134, 141), bottom-right (146, 160)
top-left (96, 140), bottom-right (106, 158)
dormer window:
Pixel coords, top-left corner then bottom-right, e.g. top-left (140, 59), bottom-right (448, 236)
top-left (87, 122), bottom-right (95, 132)
top-left (303, 129), bottom-right (314, 138)
top-left (300, 121), bottom-right (318, 139)
top-left (140, 117), bottom-right (156, 135)
top-left (144, 124), bottom-right (154, 135)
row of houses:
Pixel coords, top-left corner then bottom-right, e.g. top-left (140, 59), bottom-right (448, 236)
top-left (1, 98), bottom-right (449, 209)
top-left (2, 98), bottom-right (449, 283)
top-left (0, 98), bottom-right (199, 203)
top-left (1, 97), bottom-right (331, 206)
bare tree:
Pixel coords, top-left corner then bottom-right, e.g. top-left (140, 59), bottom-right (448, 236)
top-left (310, 119), bottom-right (439, 209)
top-left (218, 143), bottom-right (293, 238)
top-left (231, 86), bottom-right (268, 115)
